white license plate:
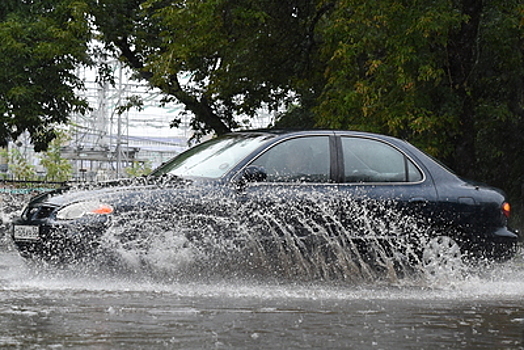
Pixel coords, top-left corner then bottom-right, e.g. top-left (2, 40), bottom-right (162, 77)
top-left (13, 225), bottom-right (40, 240)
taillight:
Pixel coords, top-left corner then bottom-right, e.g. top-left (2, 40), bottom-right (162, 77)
top-left (502, 202), bottom-right (511, 218)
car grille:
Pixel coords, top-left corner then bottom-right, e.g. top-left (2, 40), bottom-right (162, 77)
top-left (24, 205), bottom-right (57, 220)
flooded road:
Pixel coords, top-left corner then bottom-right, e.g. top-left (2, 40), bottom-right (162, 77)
top-left (1, 245), bottom-right (524, 349)
top-left (1, 191), bottom-right (523, 349)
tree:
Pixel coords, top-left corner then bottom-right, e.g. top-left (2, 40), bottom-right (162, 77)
top-left (2, 0), bottom-right (524, 216)
top-left (40, 130), bottom-right (73, 182)
top-left (88, 0), bottom-right (523, 183)
top-left (316, 0), bottom-right (524, 184)
top-left (4, 147), bottom-right (36, 181)
top-left (312, 0), bottom-right (524, 223)
top-left (88, 0), bottom-right (330, 139)
top-left (0, 0), bottom-right (92, 151)
top-left (125, 160), bottom-right (152, 177)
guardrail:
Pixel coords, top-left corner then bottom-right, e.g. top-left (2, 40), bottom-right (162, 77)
top-left (0, 180), bottom-right (68, 194)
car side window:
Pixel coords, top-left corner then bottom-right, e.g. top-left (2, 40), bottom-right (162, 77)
top-left (250, 136), bottom-right (331, 182)
top-left (341, 137), bottom-right (423, 183)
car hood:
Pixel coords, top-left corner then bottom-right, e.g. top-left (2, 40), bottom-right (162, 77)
top-left (27, 176), bottom-right (199, 208)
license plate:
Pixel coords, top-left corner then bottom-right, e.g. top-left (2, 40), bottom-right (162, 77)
top-left (13, 225), bottom-right (40, 240)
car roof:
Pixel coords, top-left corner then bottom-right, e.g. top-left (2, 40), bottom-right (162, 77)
top-left (228, 129), bottom-right (407, 145)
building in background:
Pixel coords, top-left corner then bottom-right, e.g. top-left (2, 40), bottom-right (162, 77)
top-left (2, 61), bottom-right (274, 181)
top-left (60, 62), bottom-right (192, 180)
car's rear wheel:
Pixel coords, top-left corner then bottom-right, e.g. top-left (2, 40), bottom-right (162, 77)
top-left (422, 236), bottom-right (464, 283)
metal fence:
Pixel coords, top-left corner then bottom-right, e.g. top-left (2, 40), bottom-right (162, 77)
top-left (0, 179), bottom-right (68, 195)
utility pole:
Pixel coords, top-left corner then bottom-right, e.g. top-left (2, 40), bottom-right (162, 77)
top-left (116, 64), bottom-right (123, 178)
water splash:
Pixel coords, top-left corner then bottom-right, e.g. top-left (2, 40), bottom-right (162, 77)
top-left (0, 192), bottom-right (31, 243)
top-left (2, 187), bottom-right (518, 288)
top-left (90, 187), bottom-right (442, 285)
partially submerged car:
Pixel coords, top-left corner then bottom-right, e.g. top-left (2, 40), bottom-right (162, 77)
top-left (11, 130), bottom-right (519, 277)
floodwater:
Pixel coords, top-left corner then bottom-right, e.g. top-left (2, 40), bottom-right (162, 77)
top-left (1, 191), bottom-right (524, 349)
top-left (1, 245), bottom-right (523, 349)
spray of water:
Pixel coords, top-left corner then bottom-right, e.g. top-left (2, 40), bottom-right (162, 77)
top-left (0, 192), bottom-right (34, 247)
top-left (84, 187), bottom-right (445, 285)
top-left (1, 186), bottom-right (518, 288)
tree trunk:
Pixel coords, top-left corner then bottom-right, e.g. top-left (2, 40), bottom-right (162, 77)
top-left (446, 0), bottom-right (483, 178)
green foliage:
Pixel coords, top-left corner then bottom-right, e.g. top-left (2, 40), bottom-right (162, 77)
top-left (316, 1), bottom-right (524, 176)
top-left (0, 0), bottom-right (92, 151)
top-left (2, 148), bottom-right (36, 181)
top-left (125, 160), bottom-right (153, 177)
top-left (311, 0), bottom-right (524, 224)
top-left (1, 0), bottom-right (524, 225)
top-left (90, 0), bottom-right (519, 183)
top-left (89, 0), bottom-right (327, 138)
top-left (316, 0), bottom-right (465, 156)
top-left (40, 131), bottom-right (73, 182)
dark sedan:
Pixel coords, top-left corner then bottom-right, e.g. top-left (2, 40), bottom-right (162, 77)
top-left (11, 130), bottom-right (519, 279)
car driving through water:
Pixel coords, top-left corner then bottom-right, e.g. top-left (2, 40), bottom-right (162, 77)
top-left (11, 130), bottom-right (520, 276)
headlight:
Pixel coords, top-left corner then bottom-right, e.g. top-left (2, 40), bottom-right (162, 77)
top-left (56, 201), bottom-right (114, 220)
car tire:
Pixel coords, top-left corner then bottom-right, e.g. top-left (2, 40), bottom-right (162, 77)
top-left (422, 236), bottom-right (464, 283)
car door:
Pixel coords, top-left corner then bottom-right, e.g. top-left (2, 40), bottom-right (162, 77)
top-left (335, 135), bottom-right (439, 239)
top-left (235, 134), bottom-right (341, 255)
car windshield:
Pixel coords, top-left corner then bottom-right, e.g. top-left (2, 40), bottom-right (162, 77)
top-left (151, 134), bottom-right (272, 179)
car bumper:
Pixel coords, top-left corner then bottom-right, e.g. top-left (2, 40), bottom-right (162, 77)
top-left (463, 226), bottom-right (520, 261)
top-left (11, 222), bottom-right (108, 262)
top-left (492, 227), bottom-right (520, 240)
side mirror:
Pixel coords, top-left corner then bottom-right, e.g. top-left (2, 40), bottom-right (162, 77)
top-left (240, 165), bottom-right (267, 183)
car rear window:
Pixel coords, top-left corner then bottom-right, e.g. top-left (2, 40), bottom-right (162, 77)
top-left (341, 137), bottom-right (423, 183)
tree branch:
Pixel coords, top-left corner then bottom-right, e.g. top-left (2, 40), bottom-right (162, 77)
top-left (114, 36), bottom-right (231, 136)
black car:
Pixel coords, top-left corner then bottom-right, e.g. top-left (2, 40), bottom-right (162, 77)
top-left (11, 130), bottom-right (519, 279)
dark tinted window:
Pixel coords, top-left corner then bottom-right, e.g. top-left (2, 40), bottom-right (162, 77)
top-left (250, 136), bottom-right (330, 182)
top-left (341, 137), bottom-right (423, 183)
